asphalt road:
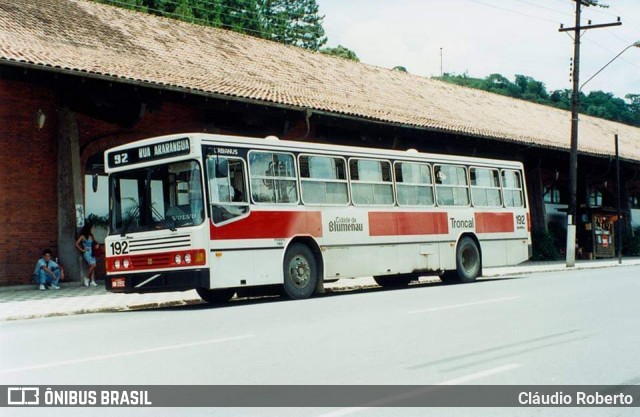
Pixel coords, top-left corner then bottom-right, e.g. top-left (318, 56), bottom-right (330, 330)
top-left (3, 265), bottom-right (640, 416)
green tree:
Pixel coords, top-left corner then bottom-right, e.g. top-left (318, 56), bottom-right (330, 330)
top-left (436, 72), bottom-right (640, 127)
top-left (94, 0), bottom-right (326, 50)
top-left (95, 0), bottom-right (146, 11)
top-left (207, 0), bottom-right (264, 34)
top-left (173, 0), bottom-right (196, 22)
top-left (437, 72), bottom-right (485, 89)
top-left (392, 66), bottom-right (408, 72)
top-left (320, 45), bottom-right (359, 61)
top-left (627, 94), bottom-right (640, 122)
top-left (550, 89), bottom-right (572, 110)
top-left (514, 74), bottom-right (549, 103)
top-left (481, 73), bottom-right (520, 97)
top-left (262, 0), bottom-right (327, 50)
top-left (582, 91), bottom-right (629, 122)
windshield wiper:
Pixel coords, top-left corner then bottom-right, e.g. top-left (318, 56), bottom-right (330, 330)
top-left (151, 204), bottom-right (177, 232)
top-left (120, 204), bottom-right (140, 237)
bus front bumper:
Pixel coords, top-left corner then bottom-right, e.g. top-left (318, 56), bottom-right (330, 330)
top-left (106, 269), bottom-right (210, 294)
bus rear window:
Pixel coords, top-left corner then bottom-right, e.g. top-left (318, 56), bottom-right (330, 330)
top-left (502, 170), bottom-right (524, 208)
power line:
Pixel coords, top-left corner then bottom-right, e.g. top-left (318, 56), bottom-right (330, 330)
top-left (583, 37), bottom-right (640, 72)
top-left (524, 0), bottom-right (640, 69)
top-left (470, 0), bottom-right (559, 23)
top-left (513, 0), bottom-right (570, 16)
top-left (601, 28), bottom-right (640, 50)
top-left (577, 1), bottom-right (640, 32)
top-left (105, 0), bottom-right (324, 25)
top-left (190, 0), bottom-right (322, 21)
top-left (549, 0), bottom-right (640, 32)
top-left (97, 0), bottom-right (326, 40)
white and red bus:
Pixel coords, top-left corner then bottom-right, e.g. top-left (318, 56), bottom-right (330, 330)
top-left (104, 133), bottom-right (531, 302)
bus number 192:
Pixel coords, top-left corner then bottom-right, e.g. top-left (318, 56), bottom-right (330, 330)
top-left (110, 241), bottom-right (129, 255)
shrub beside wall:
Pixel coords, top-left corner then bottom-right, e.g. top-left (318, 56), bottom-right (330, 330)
top-left (531, 231), bottom-right (562, 261)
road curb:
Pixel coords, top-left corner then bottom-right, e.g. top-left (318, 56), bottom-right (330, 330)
top-left (2, 298), bottom-right (206, 321)
top-left (2, 260), bottom-right (639, 321)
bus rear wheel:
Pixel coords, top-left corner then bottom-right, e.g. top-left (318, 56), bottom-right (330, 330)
top-left (455, 237), bottom-right (481, 283)
top-left (196, 287), bottom-right (236, 303)
top-left (441, 237), bottom-right (481, 284)
top-left (283, 243), bottom-right (318, 300)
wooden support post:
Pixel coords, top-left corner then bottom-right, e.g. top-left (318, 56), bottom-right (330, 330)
top-left (57, 106), bottom-right (84, 282)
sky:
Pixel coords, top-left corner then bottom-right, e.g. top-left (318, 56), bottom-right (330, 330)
top-left (316, 0), bottom-right (640, 99)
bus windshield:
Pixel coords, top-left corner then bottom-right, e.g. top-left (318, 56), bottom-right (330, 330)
top-left (109, 160), bottom-right (204, 235)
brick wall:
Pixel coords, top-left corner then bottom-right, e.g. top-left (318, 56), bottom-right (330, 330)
top-left (0, 79), bottom-right (209, 285)
top-left (0, 79), bottom-right (59, 285)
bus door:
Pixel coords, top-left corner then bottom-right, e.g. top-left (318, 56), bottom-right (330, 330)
top-left (206, 154), bottom-right (252, 289)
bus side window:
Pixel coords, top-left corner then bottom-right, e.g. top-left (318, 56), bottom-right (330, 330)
top-left (299, 155), bottom-right (349, 205)
top-left (349, 158), bottom-right (393, 206)
top-left (228, 159), bottom-right (247, 203)
top-left (249, 151), bottom-right (298, 204)
top-left (470, 167), bottom-right (502, 208)
top-left (434, 164), bottom-right (469, 206)
top-left (207, 156), bottom-right (249, 224)
top-left (395, 161), bottom-right (434, 207)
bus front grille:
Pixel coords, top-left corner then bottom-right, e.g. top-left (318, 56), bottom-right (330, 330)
top-left (127, 235), bottom-right (191, 253)
top-left (130, 253), bottom-right (173, 269)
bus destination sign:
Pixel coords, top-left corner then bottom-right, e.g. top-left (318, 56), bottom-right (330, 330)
top-left (107, 138), bottom-right (191, 168)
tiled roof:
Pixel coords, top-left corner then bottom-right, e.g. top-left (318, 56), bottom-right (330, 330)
top-left (1, 0), bottom-right (639, 161)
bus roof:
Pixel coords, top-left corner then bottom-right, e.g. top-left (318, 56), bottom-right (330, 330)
top-left (104, 132), bottom-right (525, 173)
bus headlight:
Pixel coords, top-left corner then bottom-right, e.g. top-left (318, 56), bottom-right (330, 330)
top-left (114, 260), bottom-right (121, 269)
top-left (184, 253), bottom-right (192, 264)
top-left (123, 259), bottom-right (130, 269)
top-left (174, 254), bottom-right (182, 265)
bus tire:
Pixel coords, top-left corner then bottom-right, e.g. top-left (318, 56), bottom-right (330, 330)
top-left (454, 237), bottom-right (481, 283)
top-left (374, 274), bottom-right (413, 288)
top-left (196, 287), bottom-right (236, 303)
top-left (283, 243), bottom-right (318, 300)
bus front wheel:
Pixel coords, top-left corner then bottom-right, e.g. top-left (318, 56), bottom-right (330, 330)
top-left (283, 243), bottom-right (318, 300)
top-left (196, 287), bottom-right (236, 303)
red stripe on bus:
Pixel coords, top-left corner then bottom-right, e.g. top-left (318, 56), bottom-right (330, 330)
top-left (210, 211), bottom-right (323, 240)
top-left (368, 212), bottom-right (449, 236)
top-left (475, 212), bottom-right (515, 233)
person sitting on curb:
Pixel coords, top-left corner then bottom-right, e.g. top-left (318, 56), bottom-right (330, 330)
top-left (34, 249), bottom-right (64, 290)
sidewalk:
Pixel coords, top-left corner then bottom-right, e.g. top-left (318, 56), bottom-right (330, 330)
top-left (1, 258), bottom-right (639, 322)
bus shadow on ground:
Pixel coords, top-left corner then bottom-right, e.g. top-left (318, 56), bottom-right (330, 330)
top-left (132, 275), bottom-right (521, 314)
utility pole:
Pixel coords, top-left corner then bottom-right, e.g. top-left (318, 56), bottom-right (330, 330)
top-left (440, 47), bottom-right (443, 77)
top-left (615, 133), bottom-right (622, 265)
top-left (559, 0), bottom-right (621, 267)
